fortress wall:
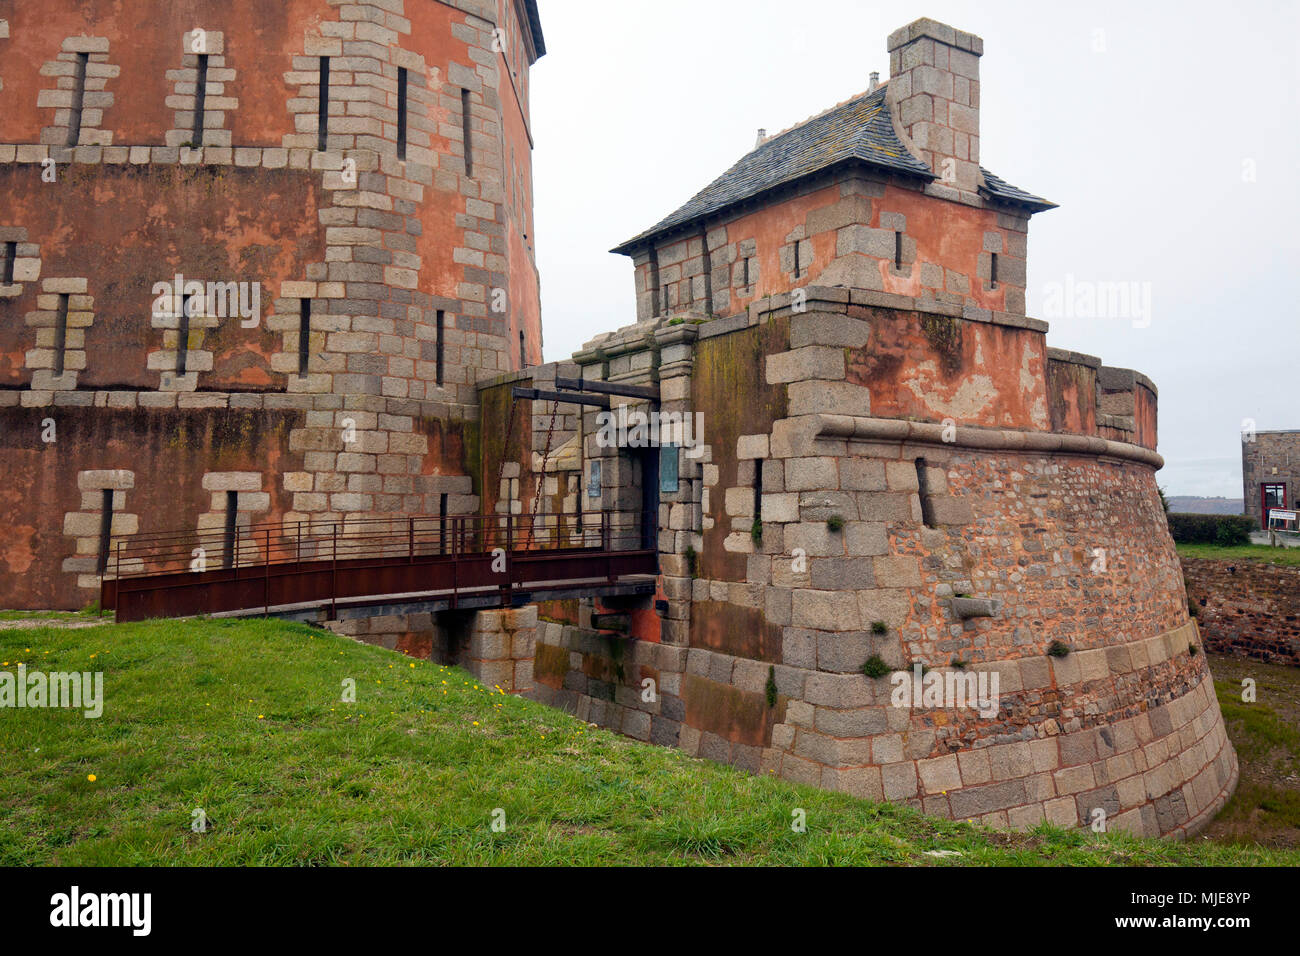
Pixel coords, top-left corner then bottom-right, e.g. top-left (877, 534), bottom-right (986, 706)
top-left (523, 293), bottom-right (1236, 837)
top-left (1182, 557), bottom-right (1300, 667)
top-left (0, 163), bottom-right (326, 391)
top-left (0, 403), bottom-right (304, 607)
top-left (0, 0), bottom-right (542, 608)
top-left (530, 616), bottom-right (1236, 837)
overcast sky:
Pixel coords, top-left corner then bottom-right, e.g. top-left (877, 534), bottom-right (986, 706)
top-left (529, 0), bottom-right (1299, 500)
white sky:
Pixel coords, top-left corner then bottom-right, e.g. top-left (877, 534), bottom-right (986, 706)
top-left (529, 0), bottom-right (1300, 499)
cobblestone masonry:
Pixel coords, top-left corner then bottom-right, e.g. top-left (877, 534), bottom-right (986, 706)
top-left (1182, 557), bottom-right (1300, 667)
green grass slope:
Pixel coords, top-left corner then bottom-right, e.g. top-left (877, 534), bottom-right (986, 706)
top-left (1, 618), bottom-right (1294, 866)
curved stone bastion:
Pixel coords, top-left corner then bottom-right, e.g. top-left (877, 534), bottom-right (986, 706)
top-left (511, 286), bottom-right (1238, 839)
top-left (504, 15), bottom-right (1239, 839)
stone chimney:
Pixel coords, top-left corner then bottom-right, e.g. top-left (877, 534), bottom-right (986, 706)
top-left (885, 17), bottom-right (983, 194)
top-left (755, 128), bottom-right (767, 148)
top-left (868, 71), bottom-right (879, 91)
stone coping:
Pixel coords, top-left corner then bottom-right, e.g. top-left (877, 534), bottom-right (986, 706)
top-left (0, 143), bottom-right (376, 173)
top-left (815, 413), bottom-right (1164, 468)
top-left (1046, 346), bottom-right (1101, 368)
top-left (749, 285), bottom-right (1051, 333)
top-left (0, 386), bottom-right (478, 420)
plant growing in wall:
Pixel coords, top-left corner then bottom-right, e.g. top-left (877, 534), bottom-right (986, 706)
top-left (684, 545), bottom-right (697, 579)
top-left (765, 665), bottom-right (778, 708)
top-left (870, 621), bottom-right (888, 635)
top-left (1047, 640), bottom-right (1071, 658)
top-left (751, 518), bottom-right (763, 543)
top-left (826, 515), bottom-right (845, 533)
top-left (861, 655), bottom-right (890, 679)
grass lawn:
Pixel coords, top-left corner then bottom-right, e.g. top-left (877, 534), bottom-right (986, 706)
top-left (2, 617), bottom-right (1296, 866)
top-left (1203, 654), bottom-right (1300, 849)
top-left (0, 608), bottom-right (105, 622)
top-left (1177, 542), bottom-right (1300, 567)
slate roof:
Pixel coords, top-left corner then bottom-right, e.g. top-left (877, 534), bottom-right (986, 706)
top-left (522, 0), bottom-right (546, 58)
top-left (612, 84), bottom-right (1054, 255)
top-left (978, 166), bottom-right (1055, 212)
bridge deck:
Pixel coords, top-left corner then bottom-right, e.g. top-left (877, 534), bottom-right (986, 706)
top-left (101, 513), bottom-right (658, 623)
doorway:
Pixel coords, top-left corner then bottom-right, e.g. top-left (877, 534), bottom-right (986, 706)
top-left (1261, 483), bottom-right (1287, 528)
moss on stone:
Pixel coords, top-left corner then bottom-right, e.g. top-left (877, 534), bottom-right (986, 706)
top-left (920, 313), bottom-right (963, 375)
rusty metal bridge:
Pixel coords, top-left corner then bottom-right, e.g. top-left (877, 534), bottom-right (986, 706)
top-left (100, 512), bottom-right (658, 624)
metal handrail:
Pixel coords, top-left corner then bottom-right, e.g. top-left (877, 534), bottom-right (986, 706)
top-left (104, 510), bottom-right (645, 582)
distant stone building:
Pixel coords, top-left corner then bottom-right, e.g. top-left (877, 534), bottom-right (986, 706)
top-left (1243, 430), bottom-right (1300, 527)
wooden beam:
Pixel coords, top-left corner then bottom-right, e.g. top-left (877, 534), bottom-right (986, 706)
top-left (511, 386), bottom-right (610, 409)
top-left (554, 376), bottom-right (660, 401)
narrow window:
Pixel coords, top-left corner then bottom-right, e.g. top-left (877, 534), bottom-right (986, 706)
top-left (742, 256), bottom-right (750, 288)
top-left (894, 231), bottom-right (903, 270)
top-left (752, 458), bottom-right (763, 522)
top-left (192, 53), bottom-right (210, 145)
top-left (915, 457), bottom-right (934, 528)
top-left (519, 330), bottom-right (526, 368)
top-left (297, 298), bottom-right (311, 375)
top-left (793, 241), bottom-right (801, 278)
top-left (990, 253), bottom-right (999, 290)
top-left (67, 53), bottom-right (89, 147)
top-left (660, 282), bottom-right (670, 315)
top-left (396, 67), bottom-right (408, 160)
top-left (53, 294), bottom-right (69, 376)
top-left (95, 488), bottom-right (114, 575)
top-left (647, 250), bottom-right (660, 315)
top-left (435, 309), bottom-right (445, 385)
top-left (317, 57), bottom-right (331, 152)
top-left (438, 492), bottom-right (448, 554)
top-left (460, 88), bottom-right (474, 177)
top-left (1, 242), bottom-right (16, 285)
top-left (177, 292), bottom-right (195, 376)
top-left (222, 491), bottom-right (238, 569)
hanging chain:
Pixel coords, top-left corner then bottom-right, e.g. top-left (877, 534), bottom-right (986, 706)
top-left (529, 395), bottom-right (561, 546)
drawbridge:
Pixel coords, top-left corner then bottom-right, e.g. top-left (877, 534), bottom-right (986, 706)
top-left (100, 512), bottom-right (657, 624)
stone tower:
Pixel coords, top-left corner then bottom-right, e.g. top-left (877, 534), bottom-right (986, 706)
top-left (0, 0), bottom-right (545, 608)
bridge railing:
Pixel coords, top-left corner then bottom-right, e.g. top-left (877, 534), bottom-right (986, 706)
top-left (100, 510), bottom-right (656, 622)
top-left (104, 511), bottom-right (643, 581)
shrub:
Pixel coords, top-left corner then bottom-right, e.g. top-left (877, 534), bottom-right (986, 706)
top-left (765, 665), bottom-right (778, 707)
top-left (870, 621), bottom-right (888, 635)
top-left (826, 515), bottom-right (845, 532)
top-left (1167, 513), bottom-right (1254, 546)
top-left (750, 518), bottom-right (763, 543)
top-left (861, 656), bottom-right (890, 679)
top-left (1047, 640), bottom-right (1071, 658)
